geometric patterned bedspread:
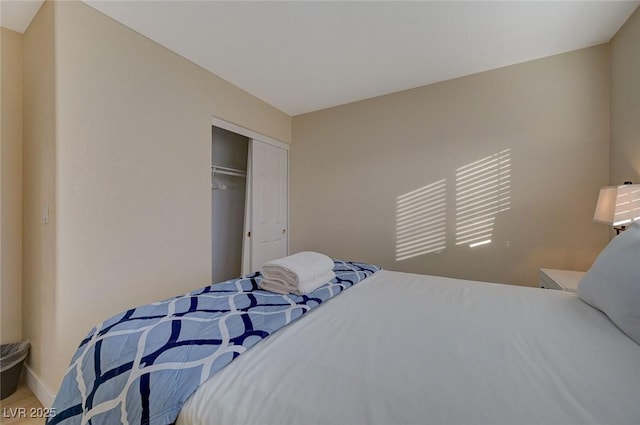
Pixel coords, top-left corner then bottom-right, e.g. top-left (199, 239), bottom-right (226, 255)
top-left (46, 260), bottom-right (380, 425)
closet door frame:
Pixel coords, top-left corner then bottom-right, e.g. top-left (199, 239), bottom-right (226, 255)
top-left (211, 116), bottom-right (289, 275)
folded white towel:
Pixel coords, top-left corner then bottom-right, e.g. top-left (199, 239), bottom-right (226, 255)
top-left (259, 252), bottom-right (336, 295)
top-left (260, 269), bottom-right (336, 296)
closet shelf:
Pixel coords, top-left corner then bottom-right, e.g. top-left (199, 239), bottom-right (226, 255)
top-left (212, 165), bottom-right (246, 178)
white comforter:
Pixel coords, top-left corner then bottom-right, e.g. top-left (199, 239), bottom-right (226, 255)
top-left (177, 270), bottom-right (640, 425)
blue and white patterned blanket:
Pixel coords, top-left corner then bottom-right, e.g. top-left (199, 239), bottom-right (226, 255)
top-left (47, 260), bottom-right (380, 425)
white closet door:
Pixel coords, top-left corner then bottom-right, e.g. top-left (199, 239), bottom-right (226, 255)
top-left (250, 139), bottom-right (288, 271)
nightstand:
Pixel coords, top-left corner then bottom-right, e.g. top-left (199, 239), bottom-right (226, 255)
top-left (538, 269), bottom-right (586, 293)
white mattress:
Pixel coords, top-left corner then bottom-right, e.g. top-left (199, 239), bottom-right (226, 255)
top-left (177, 270), bottom-right (640, 425)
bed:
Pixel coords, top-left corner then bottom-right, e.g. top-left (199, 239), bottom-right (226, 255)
top-left (49, 227), bottom-right (640, 425)
top-left (177, 270), bottom-right (640, 425)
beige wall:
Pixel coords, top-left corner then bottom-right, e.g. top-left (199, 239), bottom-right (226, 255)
top-left (21, 1), bottom-right (291, 393)
top-left (611, 6), bottom-right (640, 184)
top-left (292, 46), bottom-right (611, 286)
top-left (1, 28), bottom-right (23, 344)
top-left (22, 0), bottom-right (58, 395)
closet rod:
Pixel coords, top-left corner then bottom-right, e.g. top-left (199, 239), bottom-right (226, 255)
top-left (212, 165), bottom-right (246, 178)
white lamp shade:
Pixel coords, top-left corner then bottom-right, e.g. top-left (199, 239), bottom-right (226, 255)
top-left (593, 184), bottom-right (640, 226)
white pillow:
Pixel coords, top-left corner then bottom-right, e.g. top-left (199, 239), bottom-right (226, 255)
top-left (578, 222), bottom-right (640, 345)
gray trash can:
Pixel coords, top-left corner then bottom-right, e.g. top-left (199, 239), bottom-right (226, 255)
top-left (1, 341), bottom-right (30, 400)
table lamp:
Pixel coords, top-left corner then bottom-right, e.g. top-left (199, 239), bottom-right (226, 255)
top-left (593, 181), bottom-right (640, 234)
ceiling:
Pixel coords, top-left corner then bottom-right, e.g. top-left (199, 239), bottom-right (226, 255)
top-left (1, 0), bottom-right (44, 33)
top-left (3, 1), bottom-right (639, 116)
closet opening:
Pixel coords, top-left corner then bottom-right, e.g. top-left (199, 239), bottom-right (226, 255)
top-left (211, 126), bottom-right (249, 283)
top-left (211, 116), bottom-right (289, 283)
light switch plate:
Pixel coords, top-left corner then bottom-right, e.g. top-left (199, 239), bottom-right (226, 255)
top-left (42, 204), bottom-right (49, 224)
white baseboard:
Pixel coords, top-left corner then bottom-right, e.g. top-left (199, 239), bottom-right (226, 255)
top-left (24, 364), bottom-right (56, 408)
